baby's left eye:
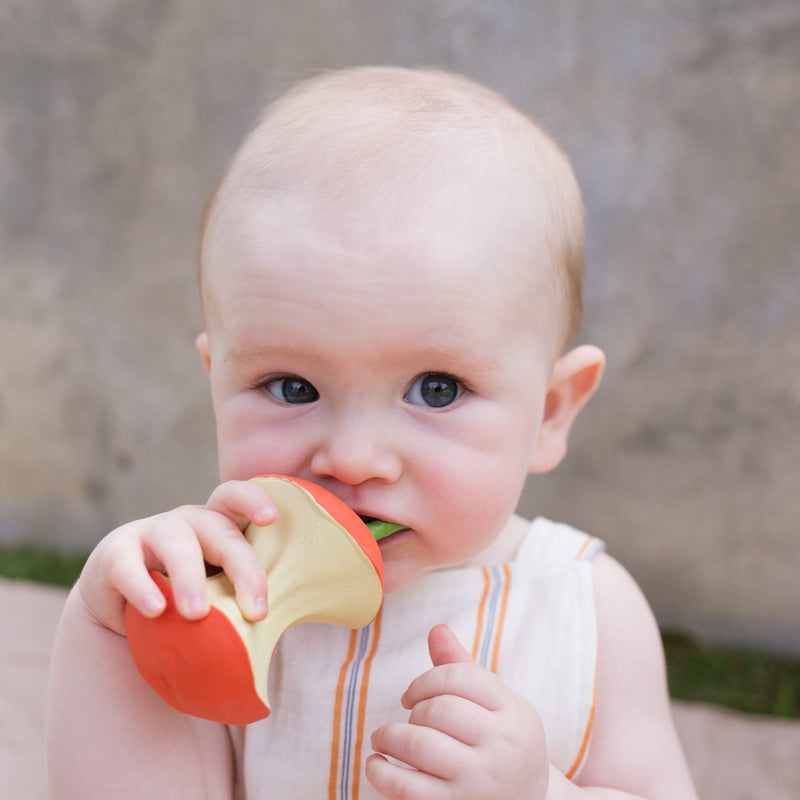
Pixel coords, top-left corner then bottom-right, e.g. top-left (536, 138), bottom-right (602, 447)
top-left (264, 376), bottom-right (320, 405)
top-left (405, 373), bottom-right (463, 408)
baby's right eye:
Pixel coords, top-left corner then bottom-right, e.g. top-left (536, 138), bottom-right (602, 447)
top-left (405, 372), bottom-right (463, 408)
top-left (264, 376), bottom-right (320, 405)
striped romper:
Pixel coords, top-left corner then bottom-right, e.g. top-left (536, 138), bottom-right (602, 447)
top-left (232, 518), bottom-right (604, 799)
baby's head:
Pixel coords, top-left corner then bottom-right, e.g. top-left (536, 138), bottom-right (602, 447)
top-left (196, 67), bottom-right (602, 589)
top-left (199, 66), bottom-right (585, 357)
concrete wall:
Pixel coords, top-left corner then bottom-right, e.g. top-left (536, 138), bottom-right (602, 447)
top-left (2, 1), bottom-right (798, 653)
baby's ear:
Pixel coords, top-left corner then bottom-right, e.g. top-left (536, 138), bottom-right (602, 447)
top-left (196, 332), bottom-right (212, 375)
top-left (529, 345), bottom-right (605, 474)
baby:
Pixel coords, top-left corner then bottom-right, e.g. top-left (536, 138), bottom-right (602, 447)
top-left (47, 67), bottom-right (698, 799)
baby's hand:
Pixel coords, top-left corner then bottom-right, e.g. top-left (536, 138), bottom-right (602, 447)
top-left (77, 480), bottom-right (275, 636)
top-left (367, 624), bottom-right (549, 800)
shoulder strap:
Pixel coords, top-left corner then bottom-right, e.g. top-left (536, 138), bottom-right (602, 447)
top-left (520, 517), bottom-right (606, 565)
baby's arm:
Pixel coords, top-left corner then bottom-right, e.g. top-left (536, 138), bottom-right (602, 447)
top-left (561, 552), bottom-right (699, 799)
top-left (45, 481), bottom-right (274, 799)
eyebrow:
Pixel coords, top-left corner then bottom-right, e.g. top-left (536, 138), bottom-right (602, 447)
top-left (223, 339), bottom-right (506, 381)
top-left (424, 344), bottom-right (504, 381)
top-left (223, 343), bottom-right (299, 365)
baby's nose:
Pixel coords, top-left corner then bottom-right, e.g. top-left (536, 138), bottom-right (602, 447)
top-left (310, 415), bottom-right (401, 486)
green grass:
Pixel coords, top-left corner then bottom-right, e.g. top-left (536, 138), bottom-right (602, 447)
top-left (1, 544), bottom-right (798, 719)
top-left (662, 630), bottom-right (800, 719)
top-left (0, 543), bottom-right (89, 588)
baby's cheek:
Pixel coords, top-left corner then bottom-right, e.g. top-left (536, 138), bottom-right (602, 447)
top-left (447, 462), bottom-right (522, 522)
top-left (216, 430), bottom-right (302, 482)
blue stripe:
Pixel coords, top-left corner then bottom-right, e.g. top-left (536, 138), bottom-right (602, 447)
top-left (478, 566), bottom-right (503, 669)
top-left (339, 626), bottom-right (371, 799)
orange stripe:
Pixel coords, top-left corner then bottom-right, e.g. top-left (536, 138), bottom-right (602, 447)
top-left (471, 567), bottom-right (491, 659)
top-left (489, 564), bottom-right (512, 673)
top-left (565, 669), bottom-right (597, 780)
top-left (328, 630), bottom-right (359, 800)
top-left (574, 536), bottom-right (595, 562)
top-left (351, 611), bottom-right (383, 799)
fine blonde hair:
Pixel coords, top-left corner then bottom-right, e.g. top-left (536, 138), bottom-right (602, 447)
top-left (201, 66), bottom-right (585, 345)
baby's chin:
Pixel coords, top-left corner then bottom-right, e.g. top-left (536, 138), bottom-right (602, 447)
top-left (379, 549), bottom-right (433, 596)
top-left (378, 541), bottom-right (470, 596)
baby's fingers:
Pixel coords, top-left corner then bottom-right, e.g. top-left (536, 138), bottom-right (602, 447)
top-left (102, 550), bottom-right (167, 620)
top-left (138, 514), bottom-right (210, 619)
top-left (205, 479), bottom-right (278, 531)
top-left (366, 752), bottom-right (450, 800)
top-left (402, 661), bottom-right (503, 713)
top-left (406, 694), bottom-right (486, 746)
top-left (196, 519), bottom-right (269, 622)
top-left (79, 538), bottom-right (166, 635)
top-left (369, 722), bottom-right (465, 785)
top-left (201, 480), bottom-right (277, 619)
top-left (78, 515), bottom-right (205, 635)
top-left (139, 505), bottom-right (269, 623)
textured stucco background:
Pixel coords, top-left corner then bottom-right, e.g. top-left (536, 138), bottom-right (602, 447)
top-left (2, 1), bottom-right (798, 653)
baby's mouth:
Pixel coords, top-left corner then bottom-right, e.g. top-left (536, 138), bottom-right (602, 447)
top-left (360, 517), bottom-right (408, 542)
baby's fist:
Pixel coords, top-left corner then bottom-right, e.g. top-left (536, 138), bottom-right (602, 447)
top-left (367, 625), bottom-right (549, 800)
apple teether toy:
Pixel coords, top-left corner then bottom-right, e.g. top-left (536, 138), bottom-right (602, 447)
top-left (125, 475), bottom-right (386, 724)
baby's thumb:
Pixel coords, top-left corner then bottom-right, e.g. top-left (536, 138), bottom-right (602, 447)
top-left (428, 624), bottom-right (473, 667)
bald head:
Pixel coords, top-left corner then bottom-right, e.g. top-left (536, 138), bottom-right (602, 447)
top-left (200, 66), bottom-right (585, 347)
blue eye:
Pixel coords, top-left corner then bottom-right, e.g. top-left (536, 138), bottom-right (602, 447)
top-left (406, 373), bottom-right (462, 408)
top-left (266, 376), bottom-right (319, 404)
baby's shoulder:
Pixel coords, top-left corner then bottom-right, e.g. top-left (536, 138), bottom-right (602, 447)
top-left (591, 550), bottom-right (663, 668)
top-left (592, 550), bottom-right (653, 614)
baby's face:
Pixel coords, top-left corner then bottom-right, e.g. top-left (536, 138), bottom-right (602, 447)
top-left (200, 191), bottom-right (562, 593)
